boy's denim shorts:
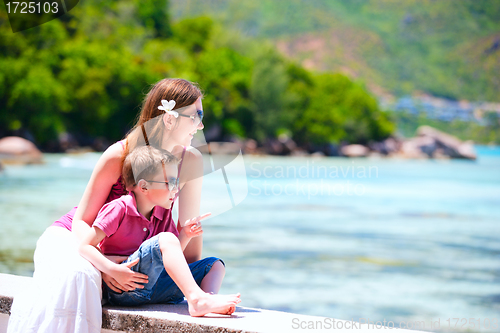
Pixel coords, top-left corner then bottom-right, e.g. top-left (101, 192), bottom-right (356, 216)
top-left (104, 234), bottom-right (224, 306)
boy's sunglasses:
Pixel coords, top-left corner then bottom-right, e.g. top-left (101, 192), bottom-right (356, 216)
top-left (177, 110), bottom-right (204, 126)
top-left (146, 178), bottom-right (179, 191)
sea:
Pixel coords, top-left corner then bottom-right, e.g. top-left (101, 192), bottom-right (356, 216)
top-left (1, 146), bottom-right (499, 332)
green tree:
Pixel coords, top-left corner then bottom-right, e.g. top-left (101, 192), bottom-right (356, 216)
top-left (195, 45), bottom-right (253, 138)
top-left (249, 48), bottom-right (288, 141)
top-left (294, 73), bottom-right (393, 145)
top-left (0, 0), bottom-right (171, 145)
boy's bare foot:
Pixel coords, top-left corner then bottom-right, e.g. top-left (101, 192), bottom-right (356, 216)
top-left (205, 292), bottom-right (237, 315)
top-left (187, 293), bottom-right (241, 317)
top-left (212, 303), bottom-right (236, 315)
top-left (227, 304), bottom-right (237, 315)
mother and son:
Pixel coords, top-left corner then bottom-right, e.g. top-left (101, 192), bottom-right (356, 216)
top-left (8, 78), bottom-right (241, 333)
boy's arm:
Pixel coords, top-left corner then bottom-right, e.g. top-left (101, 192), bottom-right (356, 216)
top-left (78, 227), bottom-right (118, 274)
top-left (178, 231), bottom-right (192, 252)
top-left (177, 216), bottom-right (206, 251)
top-left (78, 226), bottom-right (147, 292)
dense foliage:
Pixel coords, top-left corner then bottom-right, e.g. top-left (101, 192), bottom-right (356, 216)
top-left (0, 0), bottom-right (394, 150)
top-left (171, 0), bottom-right (500, 103)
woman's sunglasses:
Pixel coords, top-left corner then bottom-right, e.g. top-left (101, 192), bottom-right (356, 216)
top-left (177, 110), bottom-right (204, 126)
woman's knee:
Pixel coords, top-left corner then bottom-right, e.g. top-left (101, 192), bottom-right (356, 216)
top-left (210, 259), bottom-right (225, 275)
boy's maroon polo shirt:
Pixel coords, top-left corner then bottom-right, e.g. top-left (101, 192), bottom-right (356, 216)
top-left (93, 193), bottom-right (179, 256)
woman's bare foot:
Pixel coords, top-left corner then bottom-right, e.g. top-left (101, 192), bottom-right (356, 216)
top-left (187, 293), bottom-right (241, 317)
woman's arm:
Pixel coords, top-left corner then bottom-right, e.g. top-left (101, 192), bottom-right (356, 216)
top-left (177, 147), bottom-right (205, 263)
top-left (72, 142), bottom-right (123, 242)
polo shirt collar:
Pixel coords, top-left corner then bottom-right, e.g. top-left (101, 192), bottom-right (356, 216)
top-left (127, 192), bottom-right (165, 222)
top-left (152, 205), bottom-right (166, 221)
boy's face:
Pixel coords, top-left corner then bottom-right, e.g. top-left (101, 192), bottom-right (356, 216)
top-left (146, 164), bottom-right (179, 209)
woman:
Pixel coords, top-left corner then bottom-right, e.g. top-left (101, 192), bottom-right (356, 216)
top-left (8, 78), bottom-right (238, 333)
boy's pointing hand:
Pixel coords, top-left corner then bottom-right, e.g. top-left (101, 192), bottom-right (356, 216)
top-left (183, 212), bottom-right (211, 238)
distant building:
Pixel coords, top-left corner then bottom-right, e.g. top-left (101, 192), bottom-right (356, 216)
top-left (381, 94), bottom-right (500, 124)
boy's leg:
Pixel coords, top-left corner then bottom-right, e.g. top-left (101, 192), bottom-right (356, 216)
top-left (150, 257), bottom-right (224, 303)
top-left (106, 232), bottom-right (240, 315)
top-left (105, 235), bottom-right (167, 306)
top-left (156, 232), bottom-right (240, 316)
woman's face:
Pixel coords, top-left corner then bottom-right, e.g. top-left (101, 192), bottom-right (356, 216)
top-left (169, 97), bottom-right (204, 147)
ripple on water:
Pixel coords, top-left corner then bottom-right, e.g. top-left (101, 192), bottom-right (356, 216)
top-left (1, 152), bottom-right (500, 328)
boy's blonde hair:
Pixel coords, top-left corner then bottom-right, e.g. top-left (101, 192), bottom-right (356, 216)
top-left (122, 146), bottom-right (179, 190)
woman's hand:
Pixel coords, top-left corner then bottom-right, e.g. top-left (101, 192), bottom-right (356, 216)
top-left (102, 258), bottom-right (149, 293)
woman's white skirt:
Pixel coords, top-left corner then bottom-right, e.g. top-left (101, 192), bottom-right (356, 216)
top-left (7, 226), bottom-right (102, 333)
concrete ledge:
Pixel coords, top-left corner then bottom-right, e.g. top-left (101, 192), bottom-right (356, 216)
top-left (0, 273), bottom-right (426, 332)
top-left (0, 273), bottom-right (29, 316)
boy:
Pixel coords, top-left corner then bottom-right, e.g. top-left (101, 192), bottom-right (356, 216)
top-left (79, 145), bottom-right (240, 316)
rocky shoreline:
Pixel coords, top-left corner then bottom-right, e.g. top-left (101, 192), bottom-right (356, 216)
top-left (240, 125), bottom-right (477, 160)
top-left (0, 126), bottom-right (477, 166)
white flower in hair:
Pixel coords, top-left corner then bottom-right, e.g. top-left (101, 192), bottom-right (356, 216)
top-left (158, 100), bottom-right (178, 117)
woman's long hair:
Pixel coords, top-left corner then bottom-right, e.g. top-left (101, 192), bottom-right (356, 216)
top-left (122, 78), bottom-right (202, 167)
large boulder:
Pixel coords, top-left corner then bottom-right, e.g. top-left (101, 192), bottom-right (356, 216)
top-left (372, 137), bottom-right (401, 155)
top-left (416, 126), bottom-right (477, 160)
top-left (0, 136), bottom-right (43, 164)
top-left (456, 140), bottom-right (476, 160)
top-left (401, 135), bottom-right (437, 158)
top-left (340, 144), bottom-right (369, 157)
top-left (400, 138), bottom-right (430, 159)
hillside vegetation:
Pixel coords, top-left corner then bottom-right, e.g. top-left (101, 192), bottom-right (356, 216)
top-left (0, 0), bottom-right (393, 150)
top-left (171, 0), bottom-right (500, 103)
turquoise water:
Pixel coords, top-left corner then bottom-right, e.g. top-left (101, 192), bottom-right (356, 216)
top-left (1, 146), bottom-right (499, 331)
